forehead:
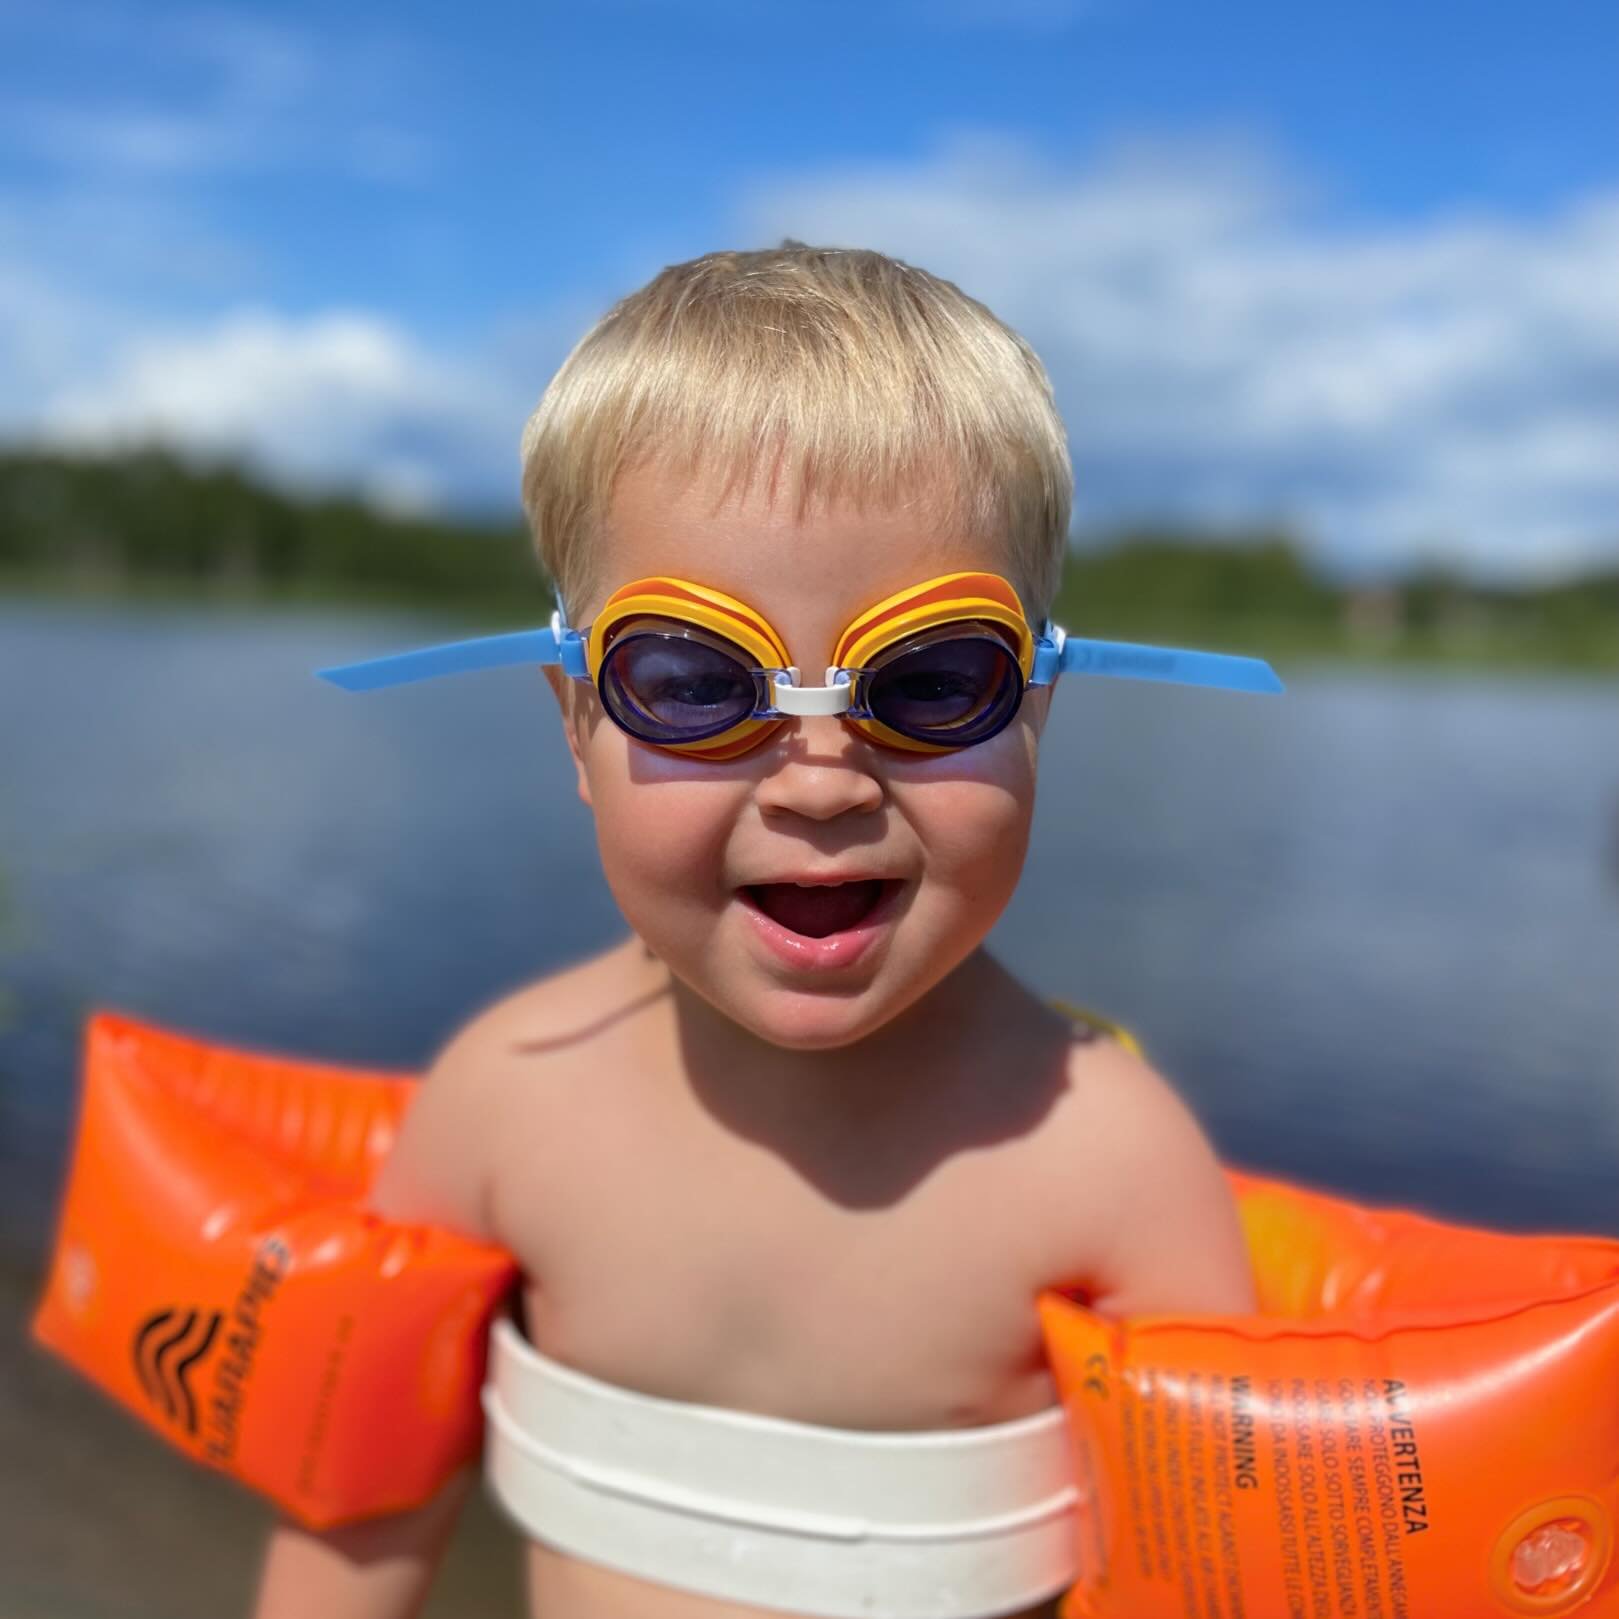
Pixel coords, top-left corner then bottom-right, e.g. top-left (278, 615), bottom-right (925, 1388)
top-left (589, 457), bottom-right (1019, 649)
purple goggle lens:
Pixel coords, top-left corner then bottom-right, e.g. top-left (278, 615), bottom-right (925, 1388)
top-left (598, 627), bottom-right (763, 745)
top-left (857, 630), bottom-right (1024, 746)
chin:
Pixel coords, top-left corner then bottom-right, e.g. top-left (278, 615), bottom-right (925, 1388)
top-left (738, 977), bottom-right (936, 1052)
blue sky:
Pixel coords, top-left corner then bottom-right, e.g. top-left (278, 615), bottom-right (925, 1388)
top-left (1, 0), bottom-right (1614, 579)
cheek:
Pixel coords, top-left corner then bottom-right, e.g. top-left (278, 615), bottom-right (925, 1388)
top-left (578, 734), bottom-right (746, 909)
top-left (892, 724), bottom-right (1040, 892)
top-left (919, 787), bottom-right (1034, 894)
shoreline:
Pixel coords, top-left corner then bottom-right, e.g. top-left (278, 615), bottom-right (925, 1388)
top-left (3, 571), bottom-right (1615, 675)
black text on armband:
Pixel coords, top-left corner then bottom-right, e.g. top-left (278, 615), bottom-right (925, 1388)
top-left (1231, 1374), bottom-right (1261, 1491)
top-left (1383, 1379), bottom-right (1430, 1535)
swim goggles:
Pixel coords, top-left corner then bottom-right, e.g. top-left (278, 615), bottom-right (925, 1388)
top-left (316, 571), bottom-right (1283, 759)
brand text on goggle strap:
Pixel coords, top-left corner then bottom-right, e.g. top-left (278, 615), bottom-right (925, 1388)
top-left (1066, 646), bottom-right (1178, 675)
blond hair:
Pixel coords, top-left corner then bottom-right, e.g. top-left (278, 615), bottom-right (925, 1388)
top-left (519, 241), bottom-right (1072, 621)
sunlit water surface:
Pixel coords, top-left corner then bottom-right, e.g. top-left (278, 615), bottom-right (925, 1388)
top-left (2, 598), bottom-right (1616, 1262)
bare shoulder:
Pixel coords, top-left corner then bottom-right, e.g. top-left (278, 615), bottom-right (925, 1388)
top-left (1061, 1029), bottom-right (1222, 1183)
top-left (1045, 1028), bottom-right (1255, 1318)
top-left (368, 937), bottom-right (658, 1240)
top-left (446, 939), bottom-right (654, 1049)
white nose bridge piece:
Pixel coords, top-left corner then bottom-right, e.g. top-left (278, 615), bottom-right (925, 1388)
top-left (769, 667), bottom-right (855, 718)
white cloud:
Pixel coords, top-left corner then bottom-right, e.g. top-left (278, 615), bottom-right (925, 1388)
top-left (734, 129), bottom-right (1619, 580)
top-left (1, 113), bottom-right (1613, 580)
top-left (0, 168), bottom-right (604, 511)
top-left (37, 309), bottom-right (524, 511)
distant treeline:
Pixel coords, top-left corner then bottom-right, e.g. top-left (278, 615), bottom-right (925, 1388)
top-left (1, 446), bottom-right (1615, 666)
top-left (0, 445), bottom-right (540, 606)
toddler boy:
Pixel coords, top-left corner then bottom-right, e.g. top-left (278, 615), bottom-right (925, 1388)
top-left (253, 241), bottom-right (1257, 1619)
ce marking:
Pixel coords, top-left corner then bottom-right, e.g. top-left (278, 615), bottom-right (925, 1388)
top-left (1083, 1352), bottom-right (1109, 1400)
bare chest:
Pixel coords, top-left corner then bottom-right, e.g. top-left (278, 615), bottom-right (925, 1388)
top-left (490, 1083), bottom-right (1083, 1430)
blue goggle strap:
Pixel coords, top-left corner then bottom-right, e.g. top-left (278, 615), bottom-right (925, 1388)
top-left (316, 610), bottom-right (590, 692)
top-left (317, 617), bottom-right (1283, 698)
top-left (1029, 626), bottom-right (1284, 695)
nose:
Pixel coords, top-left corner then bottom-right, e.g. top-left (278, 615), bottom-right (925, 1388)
top-left (753, 716), bottom-right (885, 822)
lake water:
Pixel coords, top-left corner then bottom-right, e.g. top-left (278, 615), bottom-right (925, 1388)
top-left (2, 597), bottom-right (1617, 1268)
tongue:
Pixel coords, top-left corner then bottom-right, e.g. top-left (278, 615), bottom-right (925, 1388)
top-left (750, 881), bottom-right (885, 939)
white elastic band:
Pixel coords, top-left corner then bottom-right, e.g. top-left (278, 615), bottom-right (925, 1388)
top-left (480, 1315), bottom-right (1080, 1618)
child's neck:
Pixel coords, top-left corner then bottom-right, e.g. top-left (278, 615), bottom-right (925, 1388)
top-left (657, 949), bottom-right (1063, 1200)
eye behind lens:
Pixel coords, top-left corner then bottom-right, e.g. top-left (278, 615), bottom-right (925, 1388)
top-left (863, 633), bottom-right (1024, 746)
top-left (599, 628), bottom-right (762, 743)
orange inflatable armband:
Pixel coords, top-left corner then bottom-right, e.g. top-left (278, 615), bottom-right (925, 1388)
top-left (1040, 1171), bottom-right (1619, 1619)
top-left (35, 1005), bottom-right (1619, 1616)
top-left (31, 1012), bottom-right (518, 1529)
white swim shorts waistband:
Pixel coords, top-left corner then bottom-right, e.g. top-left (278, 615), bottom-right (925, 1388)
top-left (480, 1313), bottom-right (1080, 1618)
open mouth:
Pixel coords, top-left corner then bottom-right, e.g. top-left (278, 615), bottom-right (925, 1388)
top-left (743, 879), bottom-right (897, 939)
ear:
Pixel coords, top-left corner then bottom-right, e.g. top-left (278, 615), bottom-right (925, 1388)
top-left (541, 666), bottom-right (594, 809)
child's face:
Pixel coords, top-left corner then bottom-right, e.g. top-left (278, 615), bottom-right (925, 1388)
top-left (549, 457), bottom-right (1051, 1051)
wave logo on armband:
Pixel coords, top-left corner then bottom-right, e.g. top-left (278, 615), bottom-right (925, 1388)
top-left (131, 1307), bottom-right (223, 1435)
top-left (128, 1235), bottom-right (291, 1455)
